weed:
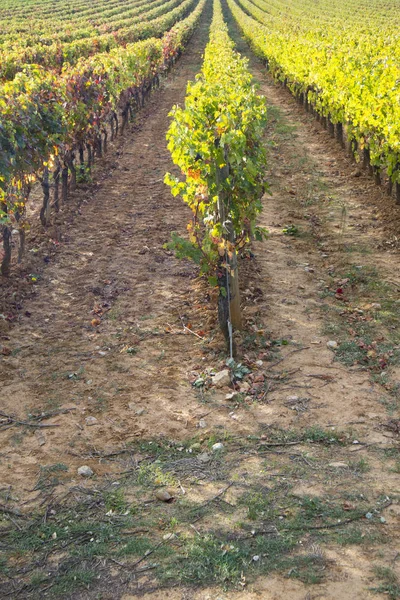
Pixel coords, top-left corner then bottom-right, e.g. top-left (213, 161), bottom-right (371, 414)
top-left (283, 224), bottom-right (300, 236)
top-left (76, 165), bottom-right (92, 184)
top-left (349, 458), bottom-right (371, 474)
top-left (35, 463), bottom-right (68, 490)
top-left (118, 536), bottom-right (153, 557)
top-left (136, 463), bottom-right (176, 487)
top-left (104, 489), bottom-right (128, 514)
top-left (372, 566), bottom-right (400, 599)
top-left (160, 534), bottom-right (251, 588)
top-left (49, 568), bottom-right (95, 597)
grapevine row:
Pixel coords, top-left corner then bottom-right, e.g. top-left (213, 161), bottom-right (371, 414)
top-left (0, 0), bottom-right (206, 276)
top-left (165, 0), bottom-right (267, 342)
top-left (227, 0), bottom-right (400, 201)
top-left (0, 0), bottom-right (198, 80)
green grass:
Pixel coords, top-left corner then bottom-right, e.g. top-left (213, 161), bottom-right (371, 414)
top-left (0, 434), bottom-right (394, 598)
top-left (372, 566), bottom-right (400, 599)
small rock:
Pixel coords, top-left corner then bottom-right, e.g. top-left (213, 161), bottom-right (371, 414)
top-left (78, 465), bottom-right (94, 477)
top-left (380, 517), bottom-right (386, 524)
top-left (35, 430), bottom-right (47, 446)
top-left (371, 303), bottom-right (381, 310)
top-left (252, 555), bottom-right (260, 562)
top-left (86, 380), bottom-right (93, 385)
top-left (198, 419), bottom-right (207, 428)
top-left (212, 369), bottom-right (231, 388)
top-left (163, 532), bottom-right (175, 540)
top-left (197, 452), bottom-right (211, 463)
top-left (255, 360), bottom-right (263, 367)
top-left (135, 408), bottom-right (145, 416)
top-left (353, 440), bottom-right (360, 444)
top-left (85, 416), bottom-right (98, 426)
top-left (128, 402), bottom-right (136, 410)
top-left (98, 351), bottom-right (106, 356)
top-left (226, 392), bottom-right (238, 401)
top-left (155, 490), bottom-right (173, 503)
top-left (365, 512), bottom-right (373, 520)
top-left (327, 340), bottom-right (338, 349)
top-left (212, 442), bottom-right (224, 452)
top-left (239, 382), bottom-right (250, 393)
top-left (328, 462), bottom-right (348, 468)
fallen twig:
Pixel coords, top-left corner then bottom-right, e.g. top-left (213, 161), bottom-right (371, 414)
top-left (179, 315), bottom-right (204, 339)
top-left (192, 482), bottom-right (234, 523)
top-left (130, 539), bottom-right (166, 569)
top-left (0, 504), bottom-right (24, 518)
top-left (306, 374), bottom-right (335, 381)
top-left (284, 500), bottom-right (392, 532)
top-left (258, 440), bottom-right (302, 448)
top-left (268, 346), bottom-right (310, 369)
top-left (0, 410), bottom-right (61, 430)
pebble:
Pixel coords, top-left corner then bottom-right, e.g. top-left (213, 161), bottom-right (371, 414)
top-left (212, 442), bottom-right (224, 452)
top-left (155, 490), bottom-right (172, 502)
top-left (197, 452), bottom-right (211, 463)
top-left (212, 369), bottom-right (231, 388)
top-left (198, 419), bottom-right (207, 428)
top-left (78, 465), bottom-right (94, 477)
top-left (135, 408), bottom-right (145, 416)
top-left (328, 462), bottom-right (348, 468)
top-left (365, 512), bottom-right (373, 520)
top-left (85, 416), bottom-right (98, 426)
top-left (327, 340), bottom-right (338, 349)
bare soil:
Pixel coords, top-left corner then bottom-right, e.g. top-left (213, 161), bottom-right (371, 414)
top-left (0, 2), bottom-right (399, 599)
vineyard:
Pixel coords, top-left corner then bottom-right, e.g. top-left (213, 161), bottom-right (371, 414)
top-left (1, 0), bottom-right (400, 597)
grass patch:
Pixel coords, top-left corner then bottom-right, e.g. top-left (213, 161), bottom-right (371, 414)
top-left (34, 463), bottom-right (69, 491)
top-left (0, 434), bottom-right (393, 598)
top-left (372, 566), bottom-right (400, 599)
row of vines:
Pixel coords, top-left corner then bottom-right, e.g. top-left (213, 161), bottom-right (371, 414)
top-left (226, 0), bottom-right (400, 201)
top-left (165, 0), bottom-right (268, 349)
top-left (0, 0), bottom-right (206, 276)
top-left (0, 0), bottom-right (200, 79)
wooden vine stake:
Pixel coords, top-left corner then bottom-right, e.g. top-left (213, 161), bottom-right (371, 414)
top-left (217, 154), bottom-right (242, 352)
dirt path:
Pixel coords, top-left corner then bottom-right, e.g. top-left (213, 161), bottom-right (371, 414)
top-left (0, 3), bottom-right (215, 501)
top-left (1, 3), bottom-right (399, 599)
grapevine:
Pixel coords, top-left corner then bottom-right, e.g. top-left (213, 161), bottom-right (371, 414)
top-left (165, 0), bottom-right (268, 341)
